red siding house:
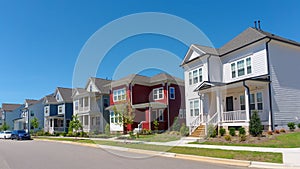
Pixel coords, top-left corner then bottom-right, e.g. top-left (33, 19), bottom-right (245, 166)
top-left (106, 73), bottom-right (185, 133)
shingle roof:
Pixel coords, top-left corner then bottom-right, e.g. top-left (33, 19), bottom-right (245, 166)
top-left (182, 27), bottom-right (300, 65)
top-left (25, 99), bottom-right (39, 106)
top-left (57, 87), bottom-right (73, 102)
top-left (91, 77), bottom-right (112, 94)
top-left (44, 93), bottom-right (58, 104)
top-left (1, 103), bottom-right (22, 112)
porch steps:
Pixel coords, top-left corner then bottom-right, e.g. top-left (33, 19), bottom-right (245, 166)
top-left (190, 125), bottom-right (206, 137)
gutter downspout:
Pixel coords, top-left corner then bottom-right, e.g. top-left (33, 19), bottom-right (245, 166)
top-left (265, 38), bottom-right (274, 131)
top-left (207, 55), bottom-right (212, 82)
top-left (167, 82), bottom-right (170, 130)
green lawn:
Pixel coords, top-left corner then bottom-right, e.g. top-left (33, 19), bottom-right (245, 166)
top-left (196, 132), bottom-right (300, 148)
top-left (35, 137), bottom-right (283, 163)
top-left (135, 133), bottom-right (181, 142)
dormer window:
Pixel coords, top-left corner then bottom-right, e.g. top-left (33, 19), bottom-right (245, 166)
top-left (56, 93), bottom-right (60, 101)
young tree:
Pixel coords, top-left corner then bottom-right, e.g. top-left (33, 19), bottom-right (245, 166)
top-left (249, 110), bottom-right (263, 137)
top-left (0, 122), bottom-right (10, 131)
top-left (30, 117), bottom-right (39, 132)
top-left (172, 117), bottom-right (180, 131)
top-left (113, 100), bottom-right (135, 133)
top-left (69, 114), bottom-right (83, 137)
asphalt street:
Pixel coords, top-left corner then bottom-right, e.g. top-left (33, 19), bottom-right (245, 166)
top-left (0, 139), bottom-right (253, 169)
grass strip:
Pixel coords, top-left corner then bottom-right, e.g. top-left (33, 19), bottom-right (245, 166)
top-left (36, 137), bottom-right (283, 163)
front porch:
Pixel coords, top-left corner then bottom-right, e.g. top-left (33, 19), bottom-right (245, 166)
top-left (78, 114), bottom-right (102, 133)
top-left (190, 79), bottom-right (271, 135)
top-left (45, 116), bottom-right (65, 134)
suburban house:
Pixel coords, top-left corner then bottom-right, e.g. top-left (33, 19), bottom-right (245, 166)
top-left (44, 87), bottom-right (73, 134)
top-left (72, 77), bottom-right (111, 134)
top-left (181, 26), bottom-right (300, 136)
top-left (106, 73), bottom-right (185, 133)
top-left (0, 103), bottom-right (24, 130)
top-left (14, 99), bottom-right (44, 132)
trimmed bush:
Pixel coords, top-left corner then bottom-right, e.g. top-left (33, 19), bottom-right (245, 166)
top-left (267, 131), bottom-right (273, 135)
top-left (105, 124), bottom-right (110, 136)
top-left (229, 127), bottom-right (236, 136)
top-left (180, 123), bottom-right (189, 136)
top-left (298, 123), bottom-right (300, 129)
top-left (60, 132), bottom-right (67, 137)
top-left (207, 124), bottom-right (216, 138)
top-left (280, 128), bottom-right (286, 133)
top-left (240, 135), bottom-right (247, 142)
top-left (249, 110), bottom-right (263, 137)
top-left (275, 129), bottom-right (280, 134)
top-left (224, 135), bottom-right (231, 141)
top-left (172, 117), bottom-right (180, 131)
top-left (219, 128), bottom-right (226, 136)
top-left (238, 127), bottom-right (246, 136)
top-left (287, 122), bottom-right (296, 131)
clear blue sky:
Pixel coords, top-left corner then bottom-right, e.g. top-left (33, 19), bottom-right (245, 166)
top-left (0, 0), bottom-right (299, 105)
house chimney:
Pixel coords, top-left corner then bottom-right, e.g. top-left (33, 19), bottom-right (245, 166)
top-left (258, 20), bottom-right (261, 30)
top-left (254, 21), bottom-right (257, 29)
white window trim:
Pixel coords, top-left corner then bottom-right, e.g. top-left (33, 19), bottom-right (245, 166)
top-left (153, 87), bottom-right (164, 100)
top-left (158, 109), bottom-right (164, 122)
top-left (189, 99), bottom-right (200, 117)
top-left (231, 57), bottom-right (252, 79)
top-left (169, 87), bottom-right (175, 100)
top-left (239, 91), bottom-right (263, 111)
top-left (188, 67), bottom-right (203, 85)
top-left (113, 88), bottom-right (126, 102)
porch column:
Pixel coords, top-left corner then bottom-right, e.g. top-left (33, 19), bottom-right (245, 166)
top-left (216, 89), bottom-right (222, 128)
top-left (245, 87), bottom-right (250, 122)
top-left (200, 95), bottom-right (204, 123)
top-left (51, 118), bottom-right (54, 132)
top-left (88, 115), bottom-right (91, 132)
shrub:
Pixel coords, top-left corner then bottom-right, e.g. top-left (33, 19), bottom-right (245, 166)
top-left (60, 132), bottom-right (67, 137)
top-left (172, 117), bottom-right (180, 131)
top-left (105, 124), bottom-right (110, 136)
top-left (267, 130), bottom-right (273, 135)
top-left (229, 127), bottom-right (236, 136)
top-left (153, 120), bottom-right (159, 133)
top-left (54, 132), bottom-right (60, 137)
top-left (275, 129), bottom-right (280, 134)
top-left (224, 135), bottom-right (231, 141)
top-left (66, 131), bottom-right (74, 137)
top-left (298, 123), bottom-right (300, 129)
top-left (238, 127), bottom-right (246, 136)
top-left (129, 131), bottom-right (136, 139)
top-left (240, 135), bottom-right (247, 142)
top-left (80, 132), bottom-right (88, 137)
top-left (141, 129), bottom-right (152, 135)
top-left (287, 122), bottom-right (296, 131)
top-left (180, 123), bottom-right (189, 136)
top-left (207, 124), bottom-right (216, 138)
top-left (249, 110), bottom-right (263, 137)
top-left (280, 128), bottom-right (286, 133)
top-left (219, 128), bottom-right (226, 136)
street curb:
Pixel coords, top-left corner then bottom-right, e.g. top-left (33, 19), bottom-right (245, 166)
top-left (35, 139), bottom-right (292, 168)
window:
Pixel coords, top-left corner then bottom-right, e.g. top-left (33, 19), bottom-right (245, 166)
top-left (240, 95), bottom-right (245, 110)
top-left (256, 92), bottom-right (263, 110)
top-left (169, 87), bottom-right (175, 99)
top-left (231, 63), bottom-right (236, 78)
top-left (250, 94), bottom-right (255, 110)
top-left (84, 97), bottom-right (89, 107)
top-left (113, 88), bottom-right (126, 102)
top-left (89, 85), bottom-right (92, 92)
top-left (84, 115), bottom-right (88, 125)
top-left (153, 87), bottom-right (164, 100)
top-left (30, 110), bottom-right (34, 116)
top-left (231, 57), bottom-right (252, 78)
top-left (188, 72), bottom-right (192, 85)
top-left (79, 99), bottom-right (83, 107)
top-left (58, 106), bottom-right (63, 113)
top-left (246, 58), bottom-right (252, 74)
top-left (110, 111), bottom-right (122, 124)
top-left (190, 100), bottom-right (200, 116)
top-left (179, 109), bottom-right (186, 119)
top-left (193, 70), bottom-right (198, 84)
top-left (75, 101), bottom-right (78, 110)
top-left (56, 93), bottom-right (60, 101)
top-left (189, 68), bottom-right (203, 85)
top-left (45, 107), bottom-right (49, 114)
top-left (237, 60), bottom-right (245, 76)
top-left (103, 98), bottom-right (109, 108)
top-left (158, 109), bottom-right (164, 121)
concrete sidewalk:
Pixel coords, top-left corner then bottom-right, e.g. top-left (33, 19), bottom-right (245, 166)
top-left (90, 136), bottom-right (300, 166)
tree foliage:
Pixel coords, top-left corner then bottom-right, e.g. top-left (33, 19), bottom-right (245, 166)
top-left (249, 110), bottom-right (263, 137)
top-left (0, 122), bottom-right (10, 131)
top-left (113, 100), bottom-right (135, 127)
top-left (172, 117), bottom-right (180, 131)
top-left (31, 117), bottom-right (39, 131)
top-left (69, 114), bottom-right (83, 134)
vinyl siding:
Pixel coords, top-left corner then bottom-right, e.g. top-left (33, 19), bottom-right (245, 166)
top-left (269, 41), bottom-right (300, 127)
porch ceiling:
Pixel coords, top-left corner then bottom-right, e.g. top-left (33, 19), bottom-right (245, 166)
top-left (132, 102), bottom-right (167, 109)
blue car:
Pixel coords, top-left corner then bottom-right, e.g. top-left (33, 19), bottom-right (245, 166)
top-left (11, 130), bottom-right (31, 140)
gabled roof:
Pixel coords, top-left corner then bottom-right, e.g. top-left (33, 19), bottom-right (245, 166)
top-left (43, 93), bottom-right (58, 104)
top-left (25, 99), bottom-right (39, 106)
top-left (85, 77), bottom-right (112, 94)
top-left (1, 103), bottom-right (22, 112)
top-left (182, 27), bottom-right (300, 66)
top-left (111, 73), bottom-right (184, 87)
top-left (56, 87), bottom-right (73, 103)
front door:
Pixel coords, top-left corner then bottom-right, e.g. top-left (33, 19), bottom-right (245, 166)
top-left (226, 96), bottom-right (234, 112)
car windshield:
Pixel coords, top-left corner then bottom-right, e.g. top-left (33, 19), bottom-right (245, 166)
top-left (5, 131), bottom-right (11, 134)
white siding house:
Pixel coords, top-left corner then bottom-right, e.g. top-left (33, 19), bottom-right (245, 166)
top-left (182, 27), bottom-right (300, 136)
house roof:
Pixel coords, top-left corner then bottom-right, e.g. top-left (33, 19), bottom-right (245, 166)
top-left (56, 87), bottom-right (74, 102)
top-left (91, 77), bottom-right (112, 94)
top-left (1, 103), bottom-right (22, 112)
top-left (182, 27), bottom-right (300, 65)
top-left (25, 99), bottom-right (39, 106)
top-left (111, 73), bottom-right (184, 87)
top-left (44, 93), bottom-right (58, 104)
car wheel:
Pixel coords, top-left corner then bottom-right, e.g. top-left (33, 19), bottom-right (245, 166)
top-left (4, 136), bottom-right (6, 139)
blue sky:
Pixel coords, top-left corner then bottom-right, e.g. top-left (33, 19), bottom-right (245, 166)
top-left (0, 0), bottom-right (300, 105)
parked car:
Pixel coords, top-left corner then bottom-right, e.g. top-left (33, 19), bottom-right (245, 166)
top-left (0, 131), bottom-right (12, 139)
top-left (11, 130), bottom-right (31, 140)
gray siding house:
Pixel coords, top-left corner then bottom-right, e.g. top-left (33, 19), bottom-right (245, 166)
top-left (1, 103), bottom-right (24, 130)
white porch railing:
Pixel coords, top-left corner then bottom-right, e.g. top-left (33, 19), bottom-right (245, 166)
top-left (223, 110), bottom-right (247, 122)
top-left (189, 116), bottom-right (200, 135)
top-left (205, 112), bottom-right (219, 136)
